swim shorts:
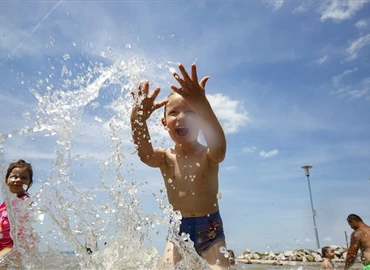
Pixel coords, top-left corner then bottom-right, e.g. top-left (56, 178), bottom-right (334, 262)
top-left (363, 264), bottom-right (370, 270)
top-left (177, 211), bottom-right (225, 255)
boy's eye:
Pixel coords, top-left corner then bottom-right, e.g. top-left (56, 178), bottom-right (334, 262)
top-left (168, 110), bottom-right (178, 116)
top-left (9, 176), bottom-right (16, 180)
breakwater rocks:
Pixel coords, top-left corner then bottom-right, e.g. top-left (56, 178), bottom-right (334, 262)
top-left (237, 246), bottom-right (349, 265)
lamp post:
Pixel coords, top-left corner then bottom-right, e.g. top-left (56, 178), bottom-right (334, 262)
top-left (301, 165), bottom-right (320, 249)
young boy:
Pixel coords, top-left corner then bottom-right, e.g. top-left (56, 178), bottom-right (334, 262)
top-left (321, 246), bottom-right (334, 269)
top-left (130, 63), bottom-right (229, 269)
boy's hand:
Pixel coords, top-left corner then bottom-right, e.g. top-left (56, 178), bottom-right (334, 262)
top-left (171, 63), bottom-right (209, 106)
top-left (131, 81), bottom-right (167, 121)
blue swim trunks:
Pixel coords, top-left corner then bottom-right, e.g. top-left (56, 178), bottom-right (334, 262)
top-left (176, 211), bottom-right (225, 255)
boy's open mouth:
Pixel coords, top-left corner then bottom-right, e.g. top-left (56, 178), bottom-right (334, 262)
top-left (175, 127), bottom-right (189, 136)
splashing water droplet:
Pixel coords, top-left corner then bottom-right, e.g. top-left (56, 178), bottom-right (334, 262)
top-left (94, 116), bottom-right (103, 122)
top-left (62, 54), bottom-right (70, 61)
top-left (196, 162), bottom-right (200, 167)
top-left (168, 179), bottom-right (172, 184)
top-left (181, 232), bottom-right (189, 241)
top-left (37, 213), bottom-right (45, 222)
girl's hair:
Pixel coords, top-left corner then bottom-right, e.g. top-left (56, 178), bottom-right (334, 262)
top-left (5, 159), bottom-right (33, 191)
top-left (227, 249), bottom-right (235, 257)
top-left (321, 246), bottom-right (331, 258)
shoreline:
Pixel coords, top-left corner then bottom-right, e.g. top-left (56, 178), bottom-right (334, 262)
top-left (236, 259), bottom-right (363, 269)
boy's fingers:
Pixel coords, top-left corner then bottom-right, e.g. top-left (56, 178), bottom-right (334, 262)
top-left (199, 76), bottom-right (209, 89)
top-left (154, 99), bottom-right (168, 110)
top-left (149, 87), bottom-right (161, 100)
top-left (143, 81), bottom-right (150, 96)
top-left (191, 63), bottom-right (198, 83)
top-left (173, 72), bottom-right (185, 86)
top-left (178, 64), bottom-right (192, 82)
top-left (170, 85), bottom-right (182, 95)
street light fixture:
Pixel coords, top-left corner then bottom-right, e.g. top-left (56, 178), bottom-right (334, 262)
top-left (301, 165), bottom-right (320, 250)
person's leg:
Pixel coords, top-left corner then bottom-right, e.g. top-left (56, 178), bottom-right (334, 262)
top-left (161, 241), bottom-right (182, 267)
top-left (202, 240), bottom-right (230, 270)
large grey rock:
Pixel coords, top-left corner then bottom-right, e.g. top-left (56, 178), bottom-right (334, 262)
top-left (277, 253), bottom-right (287, 261)
top-left (253, 253), bottom-right (261, 260)
top-left (313, 253), bottom-right (323, 262)
top-left (268, 251), bottom-right (276, 260)
top-left (283, 250), bottom-right (294, 257)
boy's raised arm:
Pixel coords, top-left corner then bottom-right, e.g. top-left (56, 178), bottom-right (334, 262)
top-left (130, 81), bottom-right (167, 168)
top-left (171, 64), bottom-right (226, 163)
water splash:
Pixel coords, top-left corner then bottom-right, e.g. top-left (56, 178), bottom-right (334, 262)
top-left (0, 53), bottom-right (209, 269)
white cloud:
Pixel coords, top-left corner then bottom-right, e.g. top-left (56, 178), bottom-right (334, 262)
top-left (266, 0), bottom-right (284, 11)
top-left (225, 166), bottom-right (236, 171)
top-left (324, 237), bottom-right (333, 242)
top-left (332, 68), bottom-right (358, 86)
top-left (293, 237), bottom-right (314, 244)
top-left (331, 76), bottom-right (370, 100)
top-left (315, 55), bottom-right (328, 65)
top-left (347, 34), bottom-right (370, 60)
top-left (243, 146), bottom-right (257, 153)
top-left (260, 149), bottom-right (279, 158)
top-left (355, 19), bottom-right (368, 29)
top-left (207, 93), bottom-right (250, 134)
top-left (292, 2), bottom-right (313, 14)
top-left (319, 0), bottom-right (370, 22)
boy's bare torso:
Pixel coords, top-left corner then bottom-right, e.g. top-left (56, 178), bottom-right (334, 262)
top-left (159, 144), bottom-right (220, 217)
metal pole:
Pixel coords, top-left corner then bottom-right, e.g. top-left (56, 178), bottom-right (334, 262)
top-left (301, 165), bottom-right (320, 250)
top-left (306, 174), bottom-right (320, 249)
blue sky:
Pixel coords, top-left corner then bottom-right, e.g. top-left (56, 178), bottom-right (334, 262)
top-left (1, 0), bottom-right (370, 258)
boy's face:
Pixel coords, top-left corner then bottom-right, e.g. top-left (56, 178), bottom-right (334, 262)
top-left (6, 167), bottom-right (31, 196)
top-left (161, 93), bottom-right (200, 144)
top-left (327, 248), bottom-right (334, 259)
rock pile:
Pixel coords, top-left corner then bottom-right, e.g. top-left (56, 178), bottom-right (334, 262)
top-left (238, 246), bottom-right (348, 264)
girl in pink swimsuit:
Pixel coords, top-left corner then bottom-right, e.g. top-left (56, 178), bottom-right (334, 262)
top-left (0, 160), bottom-right (33, 257)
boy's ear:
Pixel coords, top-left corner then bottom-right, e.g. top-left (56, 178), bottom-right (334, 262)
top-left (161, 117), bottom-right (166, 128)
